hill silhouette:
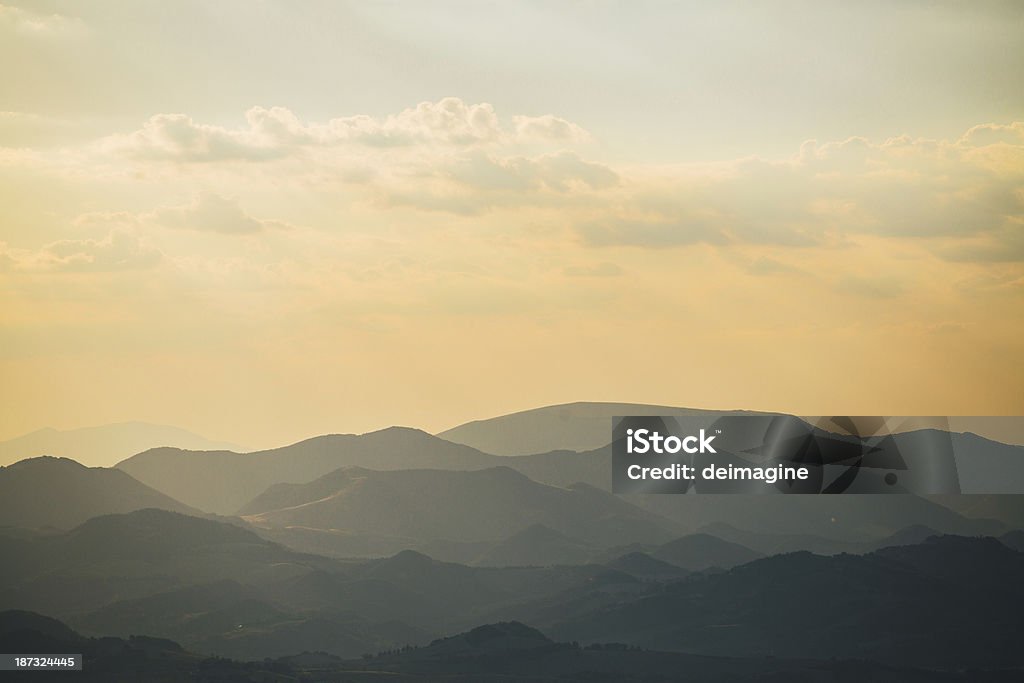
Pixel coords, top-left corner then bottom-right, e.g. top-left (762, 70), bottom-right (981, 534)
top-left (7, 610), bottom-right (1005, 683)
top-left (112, 419), bottom-right (1015, 549)
top-left (0, 509), bottom-right (663, 659)
top-left (440, 402), bottom-right (1024, 458)
top-left (116, 427), bottom-right (505, 514)
top-left (603, 532), bottom-right (763, 571)
top-left (438, 401), bottom-right (765, 455)
top-left (550, 535), bottom-right (1024, 668)
top-left (0, 422), bottom-right (242, 468)
top-left (606, 552), bottom-right (691, 580)
top-left (0, 457), bottom-right (196, 530)
top-left (474, 523), bottom-right (595, 567)
top-left (239, 465), bottom-right (680, 551)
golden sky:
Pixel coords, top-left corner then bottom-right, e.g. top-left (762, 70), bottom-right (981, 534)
top-left (1, 1), bottom-right (1022, 447)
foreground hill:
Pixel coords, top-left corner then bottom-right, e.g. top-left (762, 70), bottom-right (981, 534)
top-left (634, 487), bottom-right (1005, 543)
top-left (3, 508), bottom-right (1022, 671)
top-left (0, 509), bottom-right (321, 616)
top-left (550, 535), bottom-right (1024, 669)
top-left (0, 509), bottom-right (440, 657)
top-left (240, 466), bottom-right (680, 553)
top-left (6, 611), bottom-right (1001, 683)
top-left (0, 509), bottom-right (653, 659)
top-left (0, 609), bottom-right (297, 682)
top-left (0, 457), bottom-right (196, 530)
top-left (0, 422), bottom-right (242, 468)
top-left (352, 619), bottom-right (1009, 683)
top-left (116, 427), bottom-right (503, 514)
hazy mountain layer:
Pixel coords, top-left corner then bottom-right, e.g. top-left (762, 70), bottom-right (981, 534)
top-left (439, 401), bottom-right (1024, 457)
top-left (113, 421), bottom-right (1019, 550)
top-left (601, 532), bottom-right (763, 571)
top-left (550, 535), bottom-right (1024, 669)
top-left (0, 457), bottom-right (197, 530)
top-left (438, 401), bottom-right (766, 455)
top-left (0, 422), bottom-right (243, 468)
top-left (116, 427), bottom-right (504, 514)
top-left (0, 509), bottom-right (656, 658)
top-left (240, 465), bottom-right (681, 549)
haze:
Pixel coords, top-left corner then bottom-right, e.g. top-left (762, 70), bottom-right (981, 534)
top-left (1, 0), bottom-right (1022, 448)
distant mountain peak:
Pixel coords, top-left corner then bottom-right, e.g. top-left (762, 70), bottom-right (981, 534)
top-left (381, 548), bottom-right (436, 568)
top-left (5, 455), bottom-right (87, 470)
top-left (0, 460), bottom-right (196, 530)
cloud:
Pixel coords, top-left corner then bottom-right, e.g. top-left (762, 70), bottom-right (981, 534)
top-left (746, 256), bottom-right (803, 277)
top-left (152, 192), bottom-right (268, 234)
top-left (325, 97), bottom-right (503, 147)
top-left (836, 273), bottom-right (905, 299)
top-left (514, 115), bottom-right (591, 144)
top-left (21, 103), bottom-right (1024, 262)
top-left (377, 150), bottom-right (618, 214)
top-left (569, 122), bottom-right (1024, 259)
top-left (113, 113), bottom-right (287, 162)
top-left (73, 193), bottom-right (284, 236)
top-left (958, 122), bottom-right (1024, 148)
top-left (0, 230), bottom-right (161, 273)
top-left (0, 3), bottom-right (86, 38)
top-left (937, 221), bottom-right (1024, 263)
top-left (105, 98), bottom-right (588, 163)
top-left (955, 270), bottom-right (1024, 297)
top-left (445, 150), bottom-right (618, 193)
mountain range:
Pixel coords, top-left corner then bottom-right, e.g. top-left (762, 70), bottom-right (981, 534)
top-left (1, 401), bottom-right (1023, 680)
top-left (0, 422), bottom-right (243, 468)
top-left (239, 465), bottom-right (680, 554)
top-left (7, 610), bottom-right (1009, 683)
top-left (0, 456), bottom-right (196, 530)
top-left (3, 507), bottom-right (1023, 671)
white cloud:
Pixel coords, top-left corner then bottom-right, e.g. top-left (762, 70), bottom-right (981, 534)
top-left (327, 97), bottom-right (503, 147)
top-left (445, 150), bottom-right (618, 193)
top-left (514, 115), bottom-right (591, 144)
top-left (105, 98), bottom-right (582, 163)
top-left (574, 122), bottom-right (1024, 259)
top-left (958, 122), bottom-right (1024, 148)
top-left (113, 113), bottom-right (287, 162)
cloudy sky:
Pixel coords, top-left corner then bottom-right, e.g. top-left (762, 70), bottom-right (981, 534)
top-left (1, 0), bottom-right (1022, 447)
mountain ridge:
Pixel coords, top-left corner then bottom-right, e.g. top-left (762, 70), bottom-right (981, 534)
top-left (0, 456), bottom-right (198, 530)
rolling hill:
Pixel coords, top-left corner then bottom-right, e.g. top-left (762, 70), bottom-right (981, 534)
top-left (550, 535), bottom-right (1024, 669)
top-left (0, 422), bottom-right (243, 468)
top-left (438, 401), bottom-right (765, 455)
top-left (602, 532), bottom-right (763, 571)
top-left (5, 610), bottom-right (994, 683)
top-left (240, 465), bottom-right (681, 550)
top-left (116, 426), bottom-right (504, 514)
top-left (0, 456), bottom-right (197, 530)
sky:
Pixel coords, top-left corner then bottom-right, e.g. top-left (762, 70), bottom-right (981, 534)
top-left (1, 0), bottom-right (1022, 448)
